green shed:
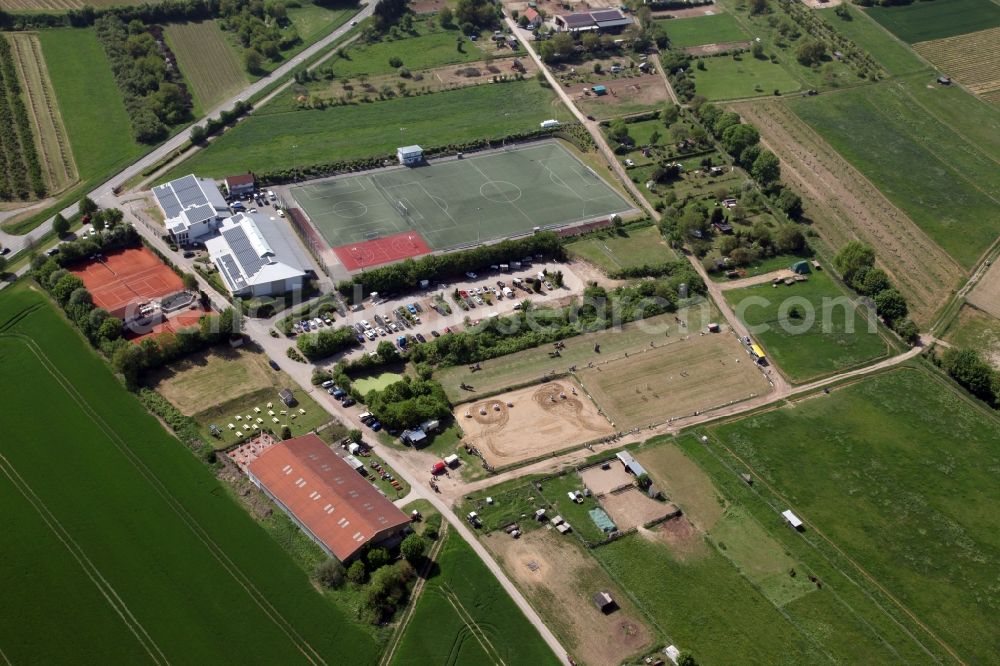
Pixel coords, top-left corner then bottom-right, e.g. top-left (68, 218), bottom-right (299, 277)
top-left (790, 260), bottom-right (811, 275)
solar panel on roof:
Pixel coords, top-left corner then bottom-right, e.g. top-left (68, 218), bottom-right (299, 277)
top-left (222, 226), bottom-right (268, 278)
top-left (219, 255), bottom-right (247, 290)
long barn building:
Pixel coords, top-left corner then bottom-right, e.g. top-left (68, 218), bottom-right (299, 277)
top-left (247, 434), bottom-right (410, 562)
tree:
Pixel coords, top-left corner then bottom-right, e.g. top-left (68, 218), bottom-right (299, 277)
top-left (376, 340), bottom-right (399, 362)
top-left (98, 317), bottom-right (123, 342)
top-left (182, 273), bottom-right (198, 290)
top-left (833, 241), bottom-right (875, 284)
top-left (712, 111), bottom-right (741, 136)
top-left (400, 534), bottom-right (427, 563)
top-left (720, 123), bottom-right (759, 159)
top-left (660, 103), bottom-right (679, 126)
top-left (751, 41), bottom-right (765, 59)
top-left (367, 547), bottom-right (391, 569)
top-left (346, 560), bottom-right (367, 584)
top-left (775, 189), bottom-right (803, 219)
top-left (893, 318), bottom-right (919, 345)
top-left (796, 39), bottom-right (827, 66)
top-left (0, 254), bottom-right (6, 276)
top-left (348, 428), bottom-right (363, 443)
top-left (677, 652), bottom-right (699, 666)
top-left (608, 119), bottom-right (633, 145)
top-left (874, 288), bottom-right (907, 324)
top-left (858, 267), bottom-right (890, 296)
top-left (53, 213), bottom-right (71, 237)
top-left (439, 6), bottom-right (453, 27)
top-left (79, 196), bottom-right (98, 216)
top-left (92, 214), bottom-right (106, 233)
top-left (315, 559), bottom-right (345, 589)
top-left (244, 48), bottom-right (264, 74)
top-left (941, 347), bottom-right (998, 406)
top-left (774, 225), bottom-right (806, 254)
top-left (189, 125), bottom-right (207, 144)
top-left (280, 425), bottom-right (292, 439)
top-left (104, 208), bottom-right (123, 229)
top-left (749, 0), bottom-right (768, 14)
top-left (635, 472), bottom-right (651, 489)
top-left (751, 150), bottom-right (781, 186)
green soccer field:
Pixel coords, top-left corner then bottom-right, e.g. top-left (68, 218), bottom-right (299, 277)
top-left (289, 142), bottom-right (634, 251)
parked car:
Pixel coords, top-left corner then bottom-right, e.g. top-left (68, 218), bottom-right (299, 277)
top-left (368, 420), bottom-right (382, 431)
top-left (268, 359), bottom-right (280, 371)
top-left (465, 272), bottom-right (477, 279)
top-left (183, 250), bottom-right (195, 258)
top-left (430, 330), bottom-right (440, 337)
top-left (415, 333), bottom-right (426, 343)
top-left (406, 304), bottom-right (417, 315)
top-left (341, 397), bottom-right (356, 407)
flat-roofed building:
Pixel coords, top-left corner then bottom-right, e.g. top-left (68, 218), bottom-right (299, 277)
top-left (205, 212), bottom-right (309, 298)
top-left (153, 174), bottom-right (230, 245)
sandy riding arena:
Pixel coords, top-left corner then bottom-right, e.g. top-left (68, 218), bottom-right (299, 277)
top-left (456, 379), bottom-right (614, 468)
top-left (601, 488), bottom-right (679, 531)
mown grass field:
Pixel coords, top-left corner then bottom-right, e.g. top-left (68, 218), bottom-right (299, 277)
top-left (942, 305), bottom-right (1000, 369)
top-left (435, 308), bottom-right (715, 402)
top-left (165, 21), bottom-right (246, 111)
top-left (724, 269), bottom-right (890, 383)
top-left (565, 224), bottom-right (676, 273)
top-left (707, 367), bottom-right (1000, 665)
top-left (819, 4), bottom-right (929, 76)
top-left (390, 529), bottom-right (560, 665)
top-left (789, 77), bottom-right (1000, 268)
top-left (6, 32), bottom-right (77, 195)
top-left (288, 1), bottom-right (357, 44)
top-left (692, 54), bottom-right (801, 100)
top-left (36, 29), bottom-right (143, 184)
top-left (0, 283), bottom-right (378, 664)
top-left (866, 0), bottom-right (1000, 43)
top-left (658, 13), bottom-right (749, 48)
top-left (169, 79), bottom-right (568, 179)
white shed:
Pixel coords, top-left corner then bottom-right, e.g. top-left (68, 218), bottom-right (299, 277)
top-left (782, 509), bottom-right (804, 531)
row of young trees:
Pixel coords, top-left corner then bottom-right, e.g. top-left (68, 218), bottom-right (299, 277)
top-left (94, 16), bottom-right (194, 143)
top-left (336, 233), bottom-right (566, 300)
top-left (0, 36), bottom-right (45, 200)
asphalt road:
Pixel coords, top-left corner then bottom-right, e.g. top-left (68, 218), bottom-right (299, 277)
top-left (0, 1), bottom-right (376, 255)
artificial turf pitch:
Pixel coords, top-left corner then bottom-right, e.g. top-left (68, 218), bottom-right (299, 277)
top-left (290, 142), bottom-right (633, 265)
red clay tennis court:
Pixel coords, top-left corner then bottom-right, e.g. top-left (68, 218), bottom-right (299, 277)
top-left (70, 247), bottom-right (184, 318)
top-left (332, 231), bottom-right (432, 272)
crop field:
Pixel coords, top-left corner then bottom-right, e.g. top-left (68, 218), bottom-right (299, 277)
top-left (732, 100), bottom-right (963, 325)
top-left (789, 78), bottom-right (1000, 269)
top-left (0, 283), bottom-right (377, 664)
top-left (170, 80), bottom-right (570, 179)
top-left (435, 308), bottom-right (716, 402)
top-left (724, 270), bottom-right (890, 383)
top-left (6, 32), bottom-right (77, 195)
top-left (707, 367), bottom-right (1000, 664)
top-left (456, 379), bottom-right (614, 468)
top-left (484, 528), bottom-right (654, 666)
top-left (943, 305), bottom-right (1000, 368)
top-left (866, 0), bottom-right (1000, 43)
top-left (576, 330), bottom-right (771, 428)
top-left (36, 28), bottom-right (143, 183)
top-left (390, 530), bottom-right (560, 665)
top-left (565, 224), bottom-right (676, 273)
top-left (967, 255), bottom-right (1000, 320)
top-left (819, 5), bottom-right (928, 76)
top-left (692, 54), bottom-right (801, 100)
top-left (914, 27), bottom-right (1000, 105)
top-left (0, 34), bottom-right (44, 201)
top-left (657, 13), bottom-right (749, 49)
top-left (165, 21), bottom-right (246, 112)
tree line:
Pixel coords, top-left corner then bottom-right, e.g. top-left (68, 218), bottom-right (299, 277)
top-left (0, 36), bottom-right (45, 200)
top-left (94, 15), bottom-right (194, 143)
top-left (834, 241), bottom-right (918, 344)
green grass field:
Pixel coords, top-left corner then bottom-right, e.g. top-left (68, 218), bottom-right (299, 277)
top-left (435, 307), bottom-right (715, 402)
top-left (707, 367), bottom-right (1000, 664)
top-left (37, 28), bottom-right (143, 183)
top-left (321, 19), bottom-right (486, 78)
top-left (165, 21), bottom-right (247, 111)
top-left (291, 142), bottom-right (631, 251)
top-left (724, 269), bottom-right (890, 383)
top-left (0, 283), bottom-right (377, 664)
top-left (390, 529), bottom-right (560, 665)
top-left (819, 5), bottom-right (929, 76)
top-left (692, 54), bottom-right (801, 100)
top-left (169, 80), bottom-right (570, 179)
top-left (658, 13), bottom-right (749, 48)
top-left (942, 305), bottom-right (1000, 369)
top-left (866, 0), bottom-right (1000, 43)
top-left (565, 224), bottom-right (677, 273)
top-left (789, 78), bottom-right (1000, 268)
top-left (288, 2), bottom-right (358, 43)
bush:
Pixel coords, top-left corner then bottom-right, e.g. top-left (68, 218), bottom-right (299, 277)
top-left (400, 533), bottom-right (427, 563)
top-left (366, 547), bottom-right (391, 570)
top-left (940, 347), bottom-right (998, 407)
top-left (347, 560), bottom-right (367, 584)
top-left (315, 559), bottom-right (346, 589)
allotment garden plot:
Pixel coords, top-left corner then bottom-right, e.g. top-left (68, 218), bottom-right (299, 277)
top-left (290, 142), bottom-right (633, 268)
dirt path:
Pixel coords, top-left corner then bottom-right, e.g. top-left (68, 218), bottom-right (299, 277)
top-left (731, 100), bottom-right (964, 326)
top-left (650, 52), bottom-right (680, 105)
top-left (379, 523), bottom-right (450, 666)
top-left (714, 268), bottom-right (795, 291)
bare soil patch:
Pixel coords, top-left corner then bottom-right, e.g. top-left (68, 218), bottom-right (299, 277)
top-left (800, 0), bottom-right (842, 8)
top-left (733, 100), bottom-right (964, 325)
top-left (457, 379), bottom-right (614, 468)
top-left (410, 0), bottom-right (451, 13)
top-left (683, 40), bottom-right (752, 56)
top-left (570, 73), bottom-right (669, 109)
top-left (601, 488), bottom-right (677, 531)
top-left (485, 529), bottom-right (653, 665)
top-left (580, 463), bottom-right (633, 496)
top-left (648, 515), bottom-right (710, 561)
top-left (967, 259), bottom-right (1000, 320)
top-left (577, 331), bottom-right (770, 429)
top-left (636, 444), bottom-right (725, 530)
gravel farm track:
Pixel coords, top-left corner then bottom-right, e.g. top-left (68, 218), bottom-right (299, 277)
top-left (732, 99), bottom-right (965, 326)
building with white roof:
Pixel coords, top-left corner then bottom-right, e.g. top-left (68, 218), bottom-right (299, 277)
top-left (397, 145), bottom-right (424, 166)
top-left (153, 174), bottom-right (231, 245)
top-left (205, 212), bottom-right (309, 298)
